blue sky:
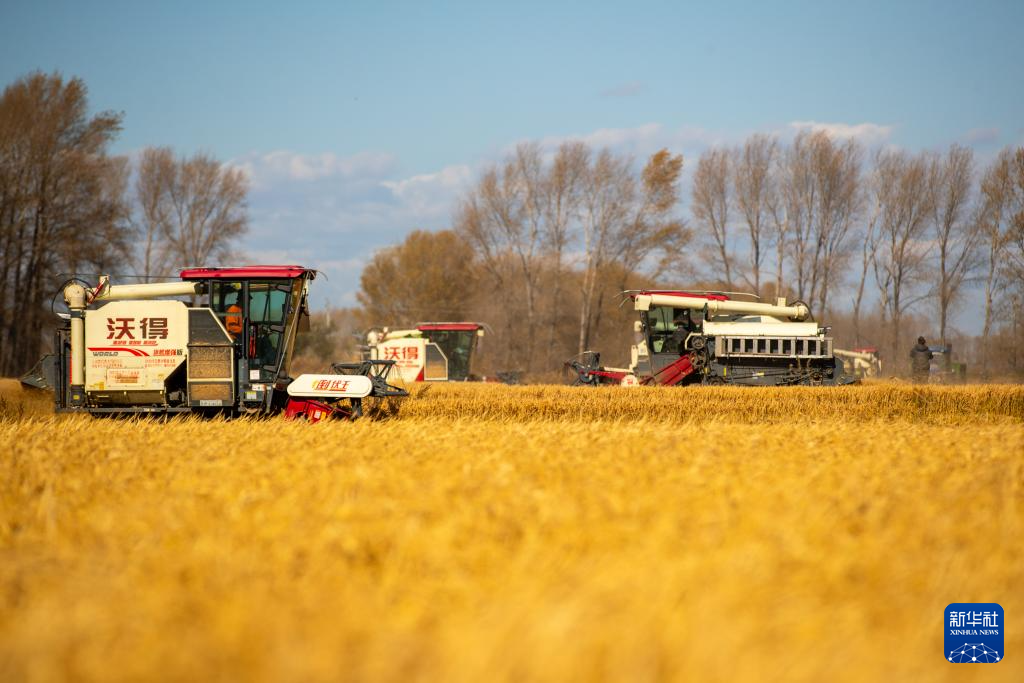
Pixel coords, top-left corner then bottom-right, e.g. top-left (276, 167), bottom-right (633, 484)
top-left (2, 0), bottom-right (1022, 328)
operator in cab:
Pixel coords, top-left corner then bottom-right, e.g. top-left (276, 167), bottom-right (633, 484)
top-left (224, 295), bottom-right (243, 338)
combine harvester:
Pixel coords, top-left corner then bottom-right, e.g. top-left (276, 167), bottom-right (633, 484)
top-left (24, 266), bottom-right (406, 421)
top-left (568, 290), bottom-right (853, 387)
top-left (362, 323), bottom-right (517, 383)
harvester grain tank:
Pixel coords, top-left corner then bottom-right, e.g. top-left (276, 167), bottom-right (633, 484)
top-left (568, 290), bottom-right (852, 386)
top-left (34, 266), bottom-right (405, 421)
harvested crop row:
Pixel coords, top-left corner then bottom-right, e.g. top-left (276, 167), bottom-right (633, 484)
top-left (395, 382), bottom-right (1024, 424)
top-left (3, 380), bottom-right (1024, 425)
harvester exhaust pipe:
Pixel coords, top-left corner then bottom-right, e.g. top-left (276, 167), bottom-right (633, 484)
top-left (634, 293), bottom-right (811, 322)
top-left (64, 283), bottom-right (87, 407)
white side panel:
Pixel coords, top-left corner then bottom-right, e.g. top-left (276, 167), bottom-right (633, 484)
top-left (374, 338), bottom-right (426, 383)
top-left (84, 301), bottom-right (189, 392)
top-left (288, 374), bottom-right (373, 398)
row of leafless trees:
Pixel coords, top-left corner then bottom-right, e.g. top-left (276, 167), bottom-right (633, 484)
top-left (356, 143), bottom-right (688, 374)
top-left (454, 142), bottom-right (688, 371)
top-left (359, 135), bottom-right (1024, 378)
top-left (692, 132), bottom-right (1024, 373)
top-left (0, 72), bottom-right (248, 375)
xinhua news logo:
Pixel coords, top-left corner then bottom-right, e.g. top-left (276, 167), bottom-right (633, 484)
top-left (945, 603), bottom-right (1003, 663)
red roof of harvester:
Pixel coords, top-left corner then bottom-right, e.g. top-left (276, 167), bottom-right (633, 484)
top-left (180, 266), bottom-right (314, 280)
top-left (633, 290), bottom-right (731, 301)
top-left (417, 322), bottom-right (484, 332)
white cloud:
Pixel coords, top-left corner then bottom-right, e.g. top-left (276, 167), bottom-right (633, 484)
top-left (529, 123), bottom-right (730, 163)
top-left (230, 149), bottom-right (473, 309)
top-left (229, 150), bottom-right (398, 189)
top-left (788, 120), bottom-right (894, 145)
top-left (963, 127), bottom-right (1000, 145)
top-left (381, 164), bottom-right (472, 216)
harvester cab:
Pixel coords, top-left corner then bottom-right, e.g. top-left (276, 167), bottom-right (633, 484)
top-left (40, 266), bottom-right (405, 420)
top-left (363, 323), bottom-right (485, 382)
top-left (569, 290), bottom-right (853, 387)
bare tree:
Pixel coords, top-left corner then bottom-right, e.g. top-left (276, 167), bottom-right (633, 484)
top-left (132, 147), bottom-right (175, 281)
top-left (871, 149), bottom-right (935, 366)
top-left (1008, 148), bottom-right (1024, 283)
top-left (928, 144), bottom-right (980, 346)
top-left (581, 148), bottom-right (687, 353)
top-left (577, 149), bottom-right (632, 354)
top-left (733, 134), bottom-right (777, 295)
top-left (542, 142), bottom-right (588, 363)
top-left (978, 147), bottom-right (1017, 374)
top-left (612, 149), bottom-right (687, 282)
top-left (776, 134), bottom-right (814, 302)
top-left (159, 151), bottom-right (248, 268)
top-left (775, 131), bottom-right (861, 316)
top-left (812, 135), bottom-right (861, 316)
top-left (456, 143), bottom-right (686, 365)
top-left (692, 147), bottom-right (734, 288)
top-left (456, 143), bottom-right (546, 370)
top-left (766, 157), bottom-right (789, 299)
top-left (0, 71), bottom-right (128, 376)
top-left (851, 194), bottom-right (881, 345)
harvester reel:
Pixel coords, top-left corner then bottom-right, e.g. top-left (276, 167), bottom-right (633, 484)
top-left (564, 352), bottom-right (602, 386)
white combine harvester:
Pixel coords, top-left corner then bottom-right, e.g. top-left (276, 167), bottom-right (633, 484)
top-left (362, 323), bottom-right (487, 383)
top-left (569, 289), bottom-right (853, 386)
top-left (24, 266), bottom-right (406, 421)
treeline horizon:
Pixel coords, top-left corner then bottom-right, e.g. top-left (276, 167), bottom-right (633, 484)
top-left (351, 135), bottom-right (1024, 379)
top-left (3, 70), bottom-right (1023, 381)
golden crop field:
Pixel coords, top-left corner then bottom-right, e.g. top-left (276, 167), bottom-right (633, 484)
top-left (1, 378), bottom-right (1023, 682)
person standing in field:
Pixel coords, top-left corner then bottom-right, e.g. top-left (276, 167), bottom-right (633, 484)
top-left (910, 336), bottom-right (933, 384)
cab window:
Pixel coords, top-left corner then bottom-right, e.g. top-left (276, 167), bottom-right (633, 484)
top-left (210, 281), bottom-right (244, 336)
top-left (248, 284), bottom-right (288, 323)
top-left (646, 306), bottom-right (697, 354)
top-left (248, 281), bottom-right (292, 370)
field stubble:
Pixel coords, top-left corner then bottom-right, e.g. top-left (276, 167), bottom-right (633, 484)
top-left (1, 379), bottom-right (1022, 682)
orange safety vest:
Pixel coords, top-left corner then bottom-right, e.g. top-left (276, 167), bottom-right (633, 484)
top-left (225, 304), bottom-right (243, 334)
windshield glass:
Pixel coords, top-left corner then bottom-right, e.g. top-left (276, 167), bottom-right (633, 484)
top-left (646, 306), bottom-right (698, 354)
top-left (426, 330), bottom-right (476, 380)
